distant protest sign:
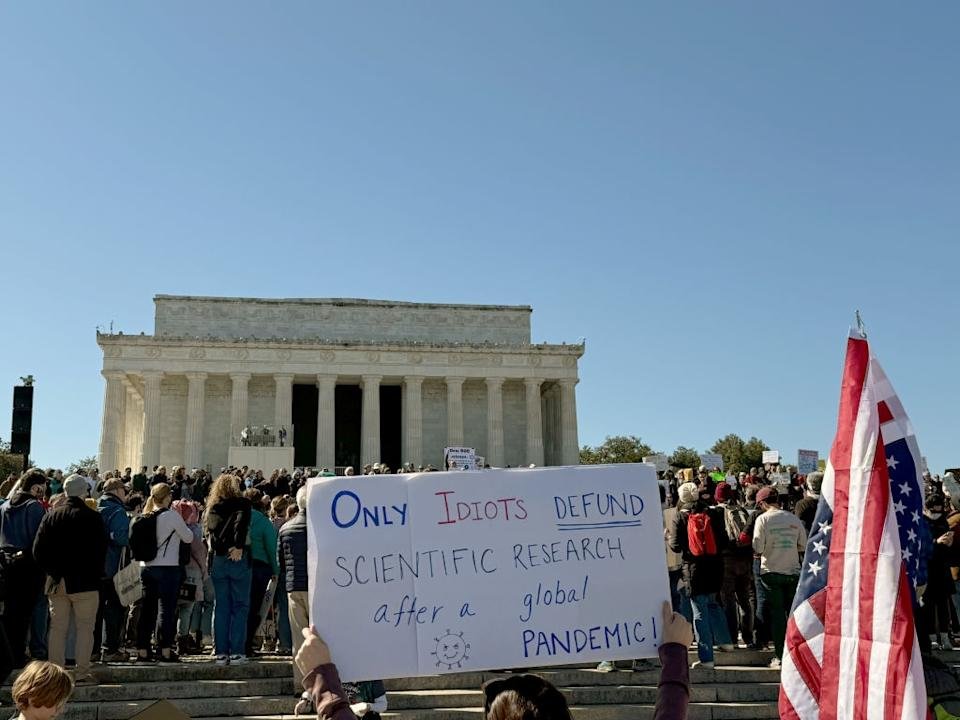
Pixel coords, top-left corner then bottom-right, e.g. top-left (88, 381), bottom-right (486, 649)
top-left (307, 465), bottom-right (669, 681)
top-left (443, 447), bottom-right (478, 470)
top-left (643, 454), bottom-right (669, 472)
top-left (770, 471), bottom-right (791, 488)
top-left (762, 450), bottom-right (780, 465)
top-left (797, 450), bottom-right (819, 475)
top-left (699, 453), bottom-right (724, 470)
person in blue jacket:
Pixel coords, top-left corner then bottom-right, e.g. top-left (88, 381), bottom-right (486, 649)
top-left (95, 478), bottom-right (130, 662)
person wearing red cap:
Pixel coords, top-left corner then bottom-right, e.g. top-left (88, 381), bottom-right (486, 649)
top-left (752, 487), bottom-right (806, 669)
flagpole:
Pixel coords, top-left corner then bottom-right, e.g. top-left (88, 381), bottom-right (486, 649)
top-left (854, 310), bottom-right (867, 339)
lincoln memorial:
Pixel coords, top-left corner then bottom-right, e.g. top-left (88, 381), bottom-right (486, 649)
top-left (96, 296), bottom-right (584, 473)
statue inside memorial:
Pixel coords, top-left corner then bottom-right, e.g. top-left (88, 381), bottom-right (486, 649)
top-left (278, 426), bottom-right (287, 447)
top-left (240, 426), bottom-right (250, 446)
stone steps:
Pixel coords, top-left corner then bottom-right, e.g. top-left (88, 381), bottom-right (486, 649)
top-left (0, 652), bottom-right (791, 720)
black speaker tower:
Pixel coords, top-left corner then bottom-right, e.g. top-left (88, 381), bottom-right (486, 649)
top-left (11, 385), bottom-right (33, 471)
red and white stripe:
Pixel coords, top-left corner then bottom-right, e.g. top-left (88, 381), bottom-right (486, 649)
top-left (779, 335), bottom-right (926, 719)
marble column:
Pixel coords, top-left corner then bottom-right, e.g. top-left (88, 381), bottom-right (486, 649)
top-left (141, 371), bottom-right (164, 469)
top-left (122, 383), bottom-right (139, 469)
top-left (274, 373), bottom-right (294, 446)
top-left (404, 375), bottom-right (423, 468)
top-left (97, 371), bottom-right (126, 474)
top-left (446, 376), bottom-right (465, 448)
top-left (559, 378), bottom-right (580, 465)
top-left (316, 375), bottom-right (337, 470)
top-left (229, 373), bottom-right (251, 446)
top-left (485, 377), bottom-right (504, 467)
top-left (183, 372), bottom-right (207, 469)
top-left (132, 394), bottom-right (144, 470)
top-left (361, 375), bottom-right (382, 465)
top-left (524, 378), bottom-right (544, 467)
top-left (115, 383), bottom-right (130, 471)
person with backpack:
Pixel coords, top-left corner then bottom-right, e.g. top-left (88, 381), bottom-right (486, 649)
top-left (715, 482), bottom-right (754, 649)
top-left (0, 469), bottom-right (48, 668)
top-left (752, 486), bottom-right (807, 668)
top-left (32, 474), bottom-right (107, 685)
top-left (204, 474), bottom-right (253, 665)
top-left (131, 483), bottom-right (192, 663)
top-left (668, 481), bottom-right (732, 669)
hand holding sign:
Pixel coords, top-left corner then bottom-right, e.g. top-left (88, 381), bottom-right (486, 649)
top-left (295, 626), bottom-right (332, 677)
top-left (660, 601), bottom-right (693, 648)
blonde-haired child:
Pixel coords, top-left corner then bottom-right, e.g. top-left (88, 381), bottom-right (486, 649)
top-left (10, 661), bottom-right (73, 720)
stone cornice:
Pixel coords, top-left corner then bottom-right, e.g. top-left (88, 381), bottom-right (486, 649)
top-left (96, 334), bottom-right (585, 356)
top-left (154, 295), bottom-right (533, 313)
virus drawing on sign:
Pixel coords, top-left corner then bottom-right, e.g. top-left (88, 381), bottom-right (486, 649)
top-left (431, 629), bottom-right (470, 669)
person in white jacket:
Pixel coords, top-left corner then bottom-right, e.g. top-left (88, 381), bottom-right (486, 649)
top-left (136, 483), bottom-right (193, 663)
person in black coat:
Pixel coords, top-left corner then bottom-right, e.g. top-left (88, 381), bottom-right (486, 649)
top-left (923, 494), bottom-right (956, 650)
top-left (203, 474), bottom-right (253, 663)
top-left (668, 480), bottom-right (732, 669)
top-left (0, 469), bottom-right (47, 668)
top-left (33, 475), bottom-right (107, 684)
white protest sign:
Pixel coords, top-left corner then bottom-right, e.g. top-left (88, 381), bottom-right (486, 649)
top-left (643, 454), bottom-right (669, 472)
top-left (443, 447), bottom-right (477, 470)
top-left (797, 450), bottom-right (819, 475)
top-left (762, 450), bottom-right (780, 465)
top-left (699, 453), bottom-right (724, 470)
top-left (770, 471), bottom-right (791, 487)
top-left (307, 465), bottom-right (669, 681)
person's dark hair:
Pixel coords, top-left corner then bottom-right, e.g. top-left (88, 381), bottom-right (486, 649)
top-left (126, 493), bottom-right (144, 511)
top-left (18, 468), bottom-right (47, 493)
top-left (483, 675), bottom-right (572, 720)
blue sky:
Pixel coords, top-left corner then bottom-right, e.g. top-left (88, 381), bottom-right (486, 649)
top-left (1, 3), bottom-right (957, 471)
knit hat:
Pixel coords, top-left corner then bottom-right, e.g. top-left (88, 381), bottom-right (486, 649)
top-left (677, 482), bottom-right (699, 505)
top-left (714, 483), bottom-right (735, 504)
top-left (63, 474), bottom-right (87, 498)
top-left (756, 486), bottom-right (778, 505)
top-left (806, 471), bottom-right (824, 494)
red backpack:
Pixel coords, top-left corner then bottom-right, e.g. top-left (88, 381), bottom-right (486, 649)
top-left (686, 510), bottom-right (718, 557)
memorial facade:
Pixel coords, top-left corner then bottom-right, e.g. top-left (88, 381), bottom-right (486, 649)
top-left (97, 296), bottom-right (584, 473)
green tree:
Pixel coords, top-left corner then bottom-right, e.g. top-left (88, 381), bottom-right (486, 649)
top-left (709, 434), bottom-right (747, 473)
top-left (579, 436), bottom-right (655, 465)
top-left (0, 454), bottom-right (23, 480)
top-left (708, 434), bottom-right (770, 473)
top-left (741, 437), bottom-right (770, 472)
top-left (669, 446), bottom-right (701, 470)
top-left (66, 455), bottom-right (97, 474)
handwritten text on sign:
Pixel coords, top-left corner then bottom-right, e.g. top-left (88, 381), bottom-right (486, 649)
top-left (307, 464), bottom-right (669, 681)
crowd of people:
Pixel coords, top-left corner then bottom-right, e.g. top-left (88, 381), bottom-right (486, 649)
top-left (0, 461), bottom-right (699, 720)
top-left (0, 463), bottom-right (321, 714)
top-left (653, 462), bottom-right (960, 674)
top-left (3, 458), bottom-right (957, 719)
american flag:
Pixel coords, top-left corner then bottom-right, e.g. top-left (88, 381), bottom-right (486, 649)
top-left (779, 333), bottom-right (930, 719)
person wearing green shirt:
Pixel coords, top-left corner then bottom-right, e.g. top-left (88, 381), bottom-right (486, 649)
top-left (245, 489), bottom-right (280, 656)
